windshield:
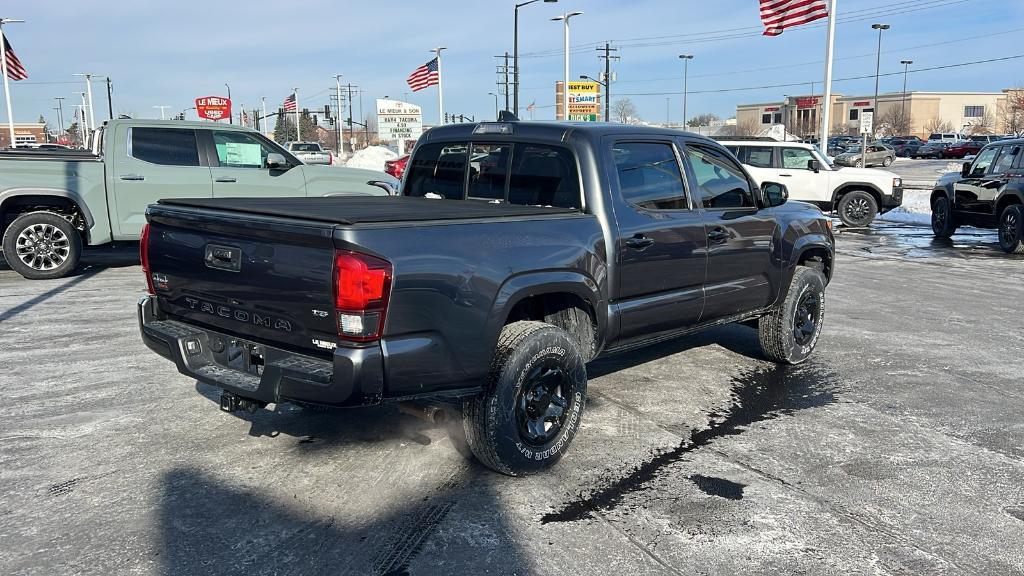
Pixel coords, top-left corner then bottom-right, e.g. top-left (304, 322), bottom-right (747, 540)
top-left (291, 143), bottom-right (322, 152)
top-left (844, 146), bottom-right (862, 154)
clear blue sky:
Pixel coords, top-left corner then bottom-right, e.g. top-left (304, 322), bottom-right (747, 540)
top-left (5, 0), bottom-right (1020, 127)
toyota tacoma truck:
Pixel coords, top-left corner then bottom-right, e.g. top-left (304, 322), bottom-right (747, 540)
top-left (138, 121), bottom-right (835, 476)
top-left (0, 119), bottom-right (394, 280)
top-left (719, 139), bottom-right (903, 227)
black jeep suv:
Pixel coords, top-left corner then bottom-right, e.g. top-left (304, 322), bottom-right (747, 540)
top-left (931, 138), bottom-right (1024, 253)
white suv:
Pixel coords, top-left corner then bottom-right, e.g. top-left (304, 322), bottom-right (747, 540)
top-left (719, 139), bottom-right (904, 227)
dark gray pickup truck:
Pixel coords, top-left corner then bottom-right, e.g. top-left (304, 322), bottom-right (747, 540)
top-left (138, 121), bottom-right (835, 475)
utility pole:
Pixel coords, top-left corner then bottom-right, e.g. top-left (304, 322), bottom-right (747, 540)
top-left (105, 77), bottom-right (113, 119)
top-left (503, 52), bottom-right (511, 112)
top-left (334, 74), bottom-right (343, 154)
top-left (53, 97), bottom-right (65, 136)
top-left (347, 83), bottom-right (355, 149)
top-left (597, 43), bottom-right (618, 122)
top-left (225, 83), bottom-right (232, 124)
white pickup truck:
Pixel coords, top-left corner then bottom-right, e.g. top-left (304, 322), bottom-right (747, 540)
top-left (286, 142), bottom-right (333, 165)
top-left (719, 139), bottom-right (903, 227)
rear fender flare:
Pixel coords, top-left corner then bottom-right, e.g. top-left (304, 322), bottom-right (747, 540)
top-left (0, 188), bottom-right (96, 238)
top-left (486, 271), bottom-right (607, 355)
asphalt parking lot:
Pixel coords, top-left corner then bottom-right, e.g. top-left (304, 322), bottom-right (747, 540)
top-left (2, 221), bottom-right (1023, 575)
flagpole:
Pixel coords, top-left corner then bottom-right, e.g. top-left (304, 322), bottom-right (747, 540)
top-left (0, 20), bottom-right (23, 148)
top-left (819, 0), bottom-right (837, 151)
top-left (432, 47), bottom-right (446, 124)
top-left (293, 87), bottom-right (300, 141)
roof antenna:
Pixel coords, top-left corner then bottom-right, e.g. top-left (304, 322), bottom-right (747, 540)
top-left (497, 110), bottom-right (519, 122)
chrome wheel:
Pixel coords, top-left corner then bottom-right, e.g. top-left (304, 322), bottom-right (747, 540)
top-left (15, 223), bottom-right (71, 271)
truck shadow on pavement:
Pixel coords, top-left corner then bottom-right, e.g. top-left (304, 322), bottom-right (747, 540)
top-left (0, 243), bottom-right (141, 274)
top-left (157, 464), bottom-right (526, 575)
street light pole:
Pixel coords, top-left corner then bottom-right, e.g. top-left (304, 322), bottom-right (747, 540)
top-left (261, 96), bottom-right (268, 136)
top-left (224, 83), bottom-right (232, 124)
top-left (679, 54), bottom-right (693, 128)
top-left (489, 91), bottom-right (501, 119)
top-left (552, 11), bottom-right (583, 122)
top-left (900, 59), bottom-right (913, 118)
top-left (514, 0), bottom-right (558, 117)
top-left (78, 92), bottom-right (89, 143)
top-left (74, 74), bottom-right (96, 133)
top-left (871, 23), bottom-right (890, 136)
top-left (153, 105), bottom-right (170, 120)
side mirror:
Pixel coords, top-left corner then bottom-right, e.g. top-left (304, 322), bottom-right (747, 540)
top-left (368, 180), bottom-right (396, 195)
top-left (807, 159), bottom-right (821, 173)
top-left (961, 162), bottom-right (971, 178)
top-left (266, 153), bottom-right (290, 170)
top-left (762, 181), bottom-right (789, 208)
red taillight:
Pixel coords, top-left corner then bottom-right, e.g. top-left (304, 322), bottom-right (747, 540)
top-left (328, 153), bottom-right (333, 165)
top-left (140, 223), bottom-right (155, 295)
top-left (333, 251), bottom-right (392, 341)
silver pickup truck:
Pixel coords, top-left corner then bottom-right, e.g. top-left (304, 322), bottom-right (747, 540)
top-left (285, 142), bottom-right (333, 165)
top-left (0, 119), bottom-right (395, 279)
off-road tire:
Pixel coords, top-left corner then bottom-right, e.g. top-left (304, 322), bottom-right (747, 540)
top-left (463, 321), bottom-right (587, 476)
top-left (837, 190), bottom-right (878, 227)
top-left (931, 195), bottom-right (958, 239)
top-left (545, 306), bottom-right (596, 362)
top-left (1, 211), bottom-right (82, 280)
top-left (758, 266), bottom-right (827, 365)
top-left (998, 204), bottom-right (1024, 254)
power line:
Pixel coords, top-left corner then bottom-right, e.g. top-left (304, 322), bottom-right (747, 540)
top-left (518, 0), bottom-right (974, 58)
top-left (612, 54), bottom-right (1024, 97)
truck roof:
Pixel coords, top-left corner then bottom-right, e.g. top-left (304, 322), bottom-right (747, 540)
top-left (421, 121), bottom-right (710, 146)
top-left (101, 118), bottom-right (263, 132)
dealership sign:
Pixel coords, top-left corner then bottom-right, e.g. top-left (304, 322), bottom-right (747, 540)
top-left (376, 99), bottom-right (423, 142)
top-left (195, 96), bottom-right (232, 121)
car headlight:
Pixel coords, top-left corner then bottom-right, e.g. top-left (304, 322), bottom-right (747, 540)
top-left (893, 177), bottom-right (902, 188)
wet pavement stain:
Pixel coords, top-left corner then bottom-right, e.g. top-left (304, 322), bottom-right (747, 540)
top-left (541, 363), bottom-right (837, 524)
top-left (689, 475), bottom-right (746, 500)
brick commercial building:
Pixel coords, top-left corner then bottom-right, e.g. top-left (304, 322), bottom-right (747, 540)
top-left (736, 89), bottom-right (1023, 140)
top-left (0, 123), bottom-right (48, 148)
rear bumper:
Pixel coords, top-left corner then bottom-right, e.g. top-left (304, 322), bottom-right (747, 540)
top-left (138, 295), bottom-right (384, 406)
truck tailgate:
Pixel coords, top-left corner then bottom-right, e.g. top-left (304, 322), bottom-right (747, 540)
top-left (145, 204), bottom-right (340, 357)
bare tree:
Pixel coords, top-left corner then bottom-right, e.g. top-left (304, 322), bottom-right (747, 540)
top-left (687, 112), bottom-right (720, 128)
top-left (877, 107), bottom-right (912, 136)
top-left (924, 117), bottom-right (955, 134)
top-left (1000, 88), bottom-right (1024, 136)
top-left (732, 117), bottom-right (760, 137)
top-left (611, 98), bottom-right (639, 124)
top-left (966, 110), bottom-right (996, 135)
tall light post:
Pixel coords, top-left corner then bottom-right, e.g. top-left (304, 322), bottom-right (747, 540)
top-left (488, 92), bottom-right (500, 119)
top-left (871, 23), bottom-right (890, 136)
top-left (74, 73), bottom-right (96, 134)
top-left (679, 54), bottom-right (693, 128)
top-left (224, 83), bottom-right (232, 124)
top-left (514, 0), bottom-right (558, 117)
top-left (900, 59), bottom-right (913, 118)
top-left (78, 92), bottom-right (90, 143)
top-left (153, 105), bottom-right (170, 120)
top-left (551, 11), bottom-right (583, 122)
top-left (260, 96), bottom-right (268, 136)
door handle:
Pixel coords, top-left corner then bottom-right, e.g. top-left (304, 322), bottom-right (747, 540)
top-left (778, 173), bottom-right (793, 177)
top-left (119, 174), bottom-right (145, 181)
top-left (626, 235), bottom-right (655, 250)
top-left (707, 228), bottom-right (730, 244)
top-left (215, 177), bottom-right (237, 183)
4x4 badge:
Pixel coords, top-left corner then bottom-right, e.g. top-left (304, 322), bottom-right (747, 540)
top-left (311, 310), bottom-right (329, 318)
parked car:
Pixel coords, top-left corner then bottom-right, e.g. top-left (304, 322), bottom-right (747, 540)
top-left (0, 119), bottom-right (395, 279)
top-left (138, 121), bottom-right (835, 476)
top-left (833, 143), bottom-right (897, 168)
top-left (384, 154), bottom-right (410, 180)
top-left (928, 132), bottom-right (969, 144)
top-left (931, 138), bottom-right (1023, 253)
top-left (969, 135), bottom-right (1003, 144)
top-left (286, 142), bottom-right (333, 165)
top-left (32, 143), bottom-right (71, 150)
top-left (941, 140), bottom-right (985, 159)
top-left (911, 141), bottom-right (951, 159)
top-left (826, 136), bottom-right (859, 157)
top-left (721, 140), bottom-right (902, 227)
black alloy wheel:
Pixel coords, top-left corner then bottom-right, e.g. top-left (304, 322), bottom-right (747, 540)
top-left (998, 205), bottom-right (1024, 254)
top-left (516, 361), bottom-right (573, 446)
top-left (793, 290), bottom-right (821, 347)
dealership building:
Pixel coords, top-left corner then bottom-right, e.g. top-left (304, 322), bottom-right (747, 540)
top-left (736, 89), bottom-right (1018, 139)
top-left (0, 123), bottom-right (49, 148)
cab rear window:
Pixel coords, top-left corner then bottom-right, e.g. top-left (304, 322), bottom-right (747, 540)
top-left (404, 142), bottom-right (581, 209)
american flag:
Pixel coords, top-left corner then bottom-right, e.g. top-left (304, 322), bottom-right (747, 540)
top-left (759, 0), bottom-right (829, 36)
top-left (283, 93), bottom-right (296, 112)
top-left (2, 36), bottom-right (28, 81)
top-left (406, 58), bottom-right (439, 92)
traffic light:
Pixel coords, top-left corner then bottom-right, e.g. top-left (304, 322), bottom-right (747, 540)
top-left (312, 115), bottom-right (318, 125)
top-left (324, 104), bottom-right (331, 118)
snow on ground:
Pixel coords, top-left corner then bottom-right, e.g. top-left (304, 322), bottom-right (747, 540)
top-left (343, 146), bottom-right (398, 172)
top-left (877, 189), bottom-right (931, 225)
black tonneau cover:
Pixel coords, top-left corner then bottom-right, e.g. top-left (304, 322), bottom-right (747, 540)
top-left (157, 196), bottom-right (579, 225)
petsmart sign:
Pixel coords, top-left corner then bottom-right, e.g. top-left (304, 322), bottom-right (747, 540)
top-left (558, 81), bottom-right (601, 121)
top-left (376, 100), bottom-right (423, 142)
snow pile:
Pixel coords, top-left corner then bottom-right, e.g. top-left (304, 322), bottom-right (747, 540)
top-left (343, 146), bottom-right (398, 172)
top-left (877, 189), bottom-right (931, 225)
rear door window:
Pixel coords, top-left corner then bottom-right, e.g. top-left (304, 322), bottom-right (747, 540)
top-left (130, 128), bottom-right (200, 166)
top-left (507, 144), bottom-right (580, 209)
top-left (991, 146), bottom-right (1019, 174)
top-left (404, 143), bottom-right (469, 200)
top-left (611, 141), bottom-right (689, 210)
